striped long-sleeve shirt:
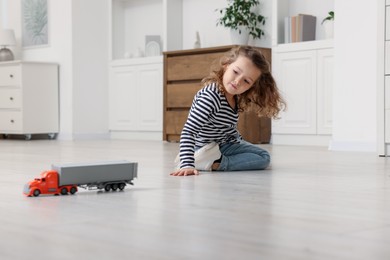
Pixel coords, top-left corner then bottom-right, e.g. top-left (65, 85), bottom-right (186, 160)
top-left (179, 83), bottom-right (242, 169)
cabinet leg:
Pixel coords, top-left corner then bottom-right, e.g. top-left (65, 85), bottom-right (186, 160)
top-left (48, 133), bottom-right (56, 139)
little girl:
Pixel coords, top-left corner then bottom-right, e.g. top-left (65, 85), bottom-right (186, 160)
top-left (171, 46), bottom-right (286, 176)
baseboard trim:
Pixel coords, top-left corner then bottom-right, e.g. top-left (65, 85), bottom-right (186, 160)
top-left (57, 133), bottom-right (110, 140)
top-left (271, 134), bottom-right (331, 146)
top-left (110, 131), bottom-right (163, 141)
top-left (328, 140), bottom-right (376, 152)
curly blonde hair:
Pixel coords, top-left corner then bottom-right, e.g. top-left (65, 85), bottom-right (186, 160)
top-left (201, 46), bottom-right (286, 119)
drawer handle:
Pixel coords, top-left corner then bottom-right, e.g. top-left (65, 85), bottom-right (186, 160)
top-left (9, 74), bottom-right (13, 78)
top-left (9, 97), bottom-right (13, 101)
top-left (10, 119), bottom-right (14, 123)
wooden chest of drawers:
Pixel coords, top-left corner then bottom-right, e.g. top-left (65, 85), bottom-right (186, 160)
top-left (163, 45), bottom-right (271, 143)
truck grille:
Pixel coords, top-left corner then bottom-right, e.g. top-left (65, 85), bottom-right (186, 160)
top-left (23, 184), bottom-right (30, 195)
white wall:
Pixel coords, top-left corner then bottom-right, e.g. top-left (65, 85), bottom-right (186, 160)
top-left (330, 0), bottom-right (378, 152)
top-left (72, 0), bottom-right (109, 139)
top-left (182, 0), bottom-right (272, 49)
top-left (0, 0), bottom-right (109, 140)
top-left (182, 0), bottom-right (331, 49)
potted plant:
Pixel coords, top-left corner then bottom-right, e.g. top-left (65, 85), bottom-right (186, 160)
top-left (321, 11), bottom-right (334, 39)
top-left (321, 11), bottom-right (334, 25)
top-left (216, 0), bottom-right (266, 44)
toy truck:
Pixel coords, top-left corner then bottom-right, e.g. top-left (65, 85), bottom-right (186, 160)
top-left (23, 160), bottom-right (138, 197)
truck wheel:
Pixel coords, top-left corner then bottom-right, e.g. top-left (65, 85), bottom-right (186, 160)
top-left (111, 183), bottom-right (118, 191)
top-left (60, 187), bottom-right (68, 195)
top-left (119, 183), bottom-right (126, 190)
top-left (70, 187), bottom-right (77, 194)
top-left (33, 189), bottom-right (41, 197)
top-left (104, 184), bottom-right (111, 192)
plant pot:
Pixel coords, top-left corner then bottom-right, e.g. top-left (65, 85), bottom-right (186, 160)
top-left (323, 20), bottom-right (334, 39)
top-left (230, 26), bottom-right (250, 45)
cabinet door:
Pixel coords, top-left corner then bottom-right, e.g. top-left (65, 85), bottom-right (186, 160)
top-left (136, 63), bottom-right (163, 131)
top-left (110, 66), bottom-right (138, 130)
top-left (272, 50), bottom-right (317, 134)
top-left (109, 63), bottom-right (162, 131)
top-left (386, 42), bottom-right (390, 75)
top-left (385, 76), bottom-right (390, 143)
top-left (317, 48), bottom-right (334, 135)
top-left (386, 6), bottom-right (390, 41)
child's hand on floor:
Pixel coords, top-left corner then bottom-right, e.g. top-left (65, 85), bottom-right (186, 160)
top-left (170, 168), bottom-right (199, 176)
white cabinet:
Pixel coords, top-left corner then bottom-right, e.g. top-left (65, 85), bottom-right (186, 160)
top-left (317, 48), bottom-right (334, 135)
top-left (386, 77), bottom-right (390, 143)
top-left (272, 50), bottom-right (317, 134)
top-left (379, 0), bottom-right (390, 155)
top-left (271, 0), bottom-right (335, 146)
top-left (386, 3), bottom-right (390, 146)
top-left (0, 61), bottom-right (59, 139)
top-left (108, 0), bottom-right (180, 140)
top-left (272, 41), bottom-right (334, 145)
top-left (109, 57), bottom-right (163, 140)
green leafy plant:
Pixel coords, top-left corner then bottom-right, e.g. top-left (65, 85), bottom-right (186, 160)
top-left (216, 0), bottom-right (266, 40)
top-left (321, 11), bottom-right (334, 25)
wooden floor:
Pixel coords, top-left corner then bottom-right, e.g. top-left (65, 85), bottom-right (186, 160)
top-left (1, 139), bottom-right (390, 259)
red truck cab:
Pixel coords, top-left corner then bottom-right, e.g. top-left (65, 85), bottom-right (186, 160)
top-left (23, 170), bottom-right (77, 197)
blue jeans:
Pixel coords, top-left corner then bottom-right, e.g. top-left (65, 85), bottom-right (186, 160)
top-left (216, 140), bottom-right (270, 171)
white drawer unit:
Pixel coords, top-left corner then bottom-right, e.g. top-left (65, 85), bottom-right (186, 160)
top-left (0, 111), bottom-right (22, 131)
top-left (386, 6), bottom-right (390, 40)
top-left (386, 77), bottom-right (390, 143)
top-left (0, 61), bottom-right (59, 140)
top-left (0, 65), bottom-right (21, 86)
top-left (379, 0), bottom-right (390, 155)
top-left (386, 42), bottom-right (390, 75)
top-left (0, 89), bottom-right (21, 108)
top-left (387, 2), bottom-right (390, 150)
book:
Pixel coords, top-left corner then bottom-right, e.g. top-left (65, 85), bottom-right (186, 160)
top-left (284, 16), bottom-right (290, 43)
top-left (285, 14), bottom-right (316, 43)
top-left (291, 15), bottom-right (297, 42)
top-left (299, 14), bottom-right (317, 42)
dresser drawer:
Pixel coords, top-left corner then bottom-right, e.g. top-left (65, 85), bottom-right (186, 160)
top-left (0, 111), bottom-right (22, 131)
top-left (386, 42), bottom-right (390, 75)
top-left (386, 76), bottom-right (390, 110)
top-left (166, 52), bottom-right (224, 81)
top-left (166, 82), bottom-right (203, 108)
top-left (0, 89), bottom-right (22, 108)
top-left (0, 66), bottom-right (21, 87)
top-left (164, 110), bottom-right (189, 142)
top-left (387, 6), bottom-right (390, 41)
top-left (386, 110), bottom-right (390, 143)
top-left (165, 110), bottom-right (188, 134)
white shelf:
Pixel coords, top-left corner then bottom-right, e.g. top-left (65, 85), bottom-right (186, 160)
top-left (110, 55), bottom-right (163, 67)
top-left (272, 0), bottom-right (334, 47)
top-left (109, 0), bottom-right (182, 61)
top-left (273, 39), bottom-right (334, 53)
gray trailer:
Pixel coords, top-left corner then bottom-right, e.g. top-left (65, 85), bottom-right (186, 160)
top-left (52, 160), bottom-right (138, 192)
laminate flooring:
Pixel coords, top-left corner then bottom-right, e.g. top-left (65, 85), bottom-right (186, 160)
top-left (1, 139), bottom-right (390, 260)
